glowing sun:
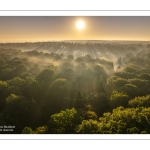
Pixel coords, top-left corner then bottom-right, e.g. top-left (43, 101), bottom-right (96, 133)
top-left (76, 20), bottom-right (84, 30)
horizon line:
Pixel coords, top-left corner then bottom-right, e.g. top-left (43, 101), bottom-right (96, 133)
top-left (1, 39), bottom-right (150, 43)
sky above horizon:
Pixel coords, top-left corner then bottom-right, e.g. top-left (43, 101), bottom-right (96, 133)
top-left (0, 16), bottom-right (150, 42)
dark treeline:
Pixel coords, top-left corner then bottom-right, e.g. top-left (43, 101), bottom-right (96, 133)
top-left (0, 42), bottom-right (150, 134)
top-left (0, 41), bottom-right (144, 61)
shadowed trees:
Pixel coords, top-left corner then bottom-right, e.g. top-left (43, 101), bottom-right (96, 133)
top-left (0, 81), bottom-right (8, 111)
top-left (88, 92), bottom-right (109, 116)
top-left (2, 94), bottom-right (39, 133)
top-left (109, 91), bottom-right (130, 109)
top-left (36, 68), bottom-right (55, 86)
top-left (74, 91), bottom-right (85, 109)
top-left (0, 43), bottom-right (150, 134)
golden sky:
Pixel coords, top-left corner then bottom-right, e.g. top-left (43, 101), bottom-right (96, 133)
top-left (0, 16), bottom-right (150, 42)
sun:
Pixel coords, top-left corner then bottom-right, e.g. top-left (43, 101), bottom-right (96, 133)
top-left (76, 20), bottom-right (84, 30)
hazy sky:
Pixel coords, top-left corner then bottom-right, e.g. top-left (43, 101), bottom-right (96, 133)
top-left (0, 16), bottom-right (150, 42)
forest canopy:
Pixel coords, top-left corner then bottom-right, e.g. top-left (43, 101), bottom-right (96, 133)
top-left (0, 41), bottom-right (150, 134)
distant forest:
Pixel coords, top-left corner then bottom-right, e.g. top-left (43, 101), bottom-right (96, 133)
top-left (1, 41), bottom-right (150, 134)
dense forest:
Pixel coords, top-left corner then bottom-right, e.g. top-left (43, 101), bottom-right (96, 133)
top-left (0, 41), bottom-right (150, 134)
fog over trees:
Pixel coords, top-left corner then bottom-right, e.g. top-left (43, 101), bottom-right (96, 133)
top-left (0, 40), bottom-right (150, 134)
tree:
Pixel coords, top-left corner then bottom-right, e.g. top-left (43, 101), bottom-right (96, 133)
top-left (88, 92), bottom-right (109, 116)
top-left (110, 90), bottom-right (130, 109)
top-left (0, 68), bottom-right (13, 80)
top-left (67, 55), bottom-right (74, 61)
top-left (35, 125), bottom-right (48, 134)
top-left (128, 79), bottom-right (150, 96)
top-left (40, 78), bottom-right (69, 124)
top-left (128, 95), bottom-right (150, 108)
top-left (13, 64), bottom-right (29, 77)
top-left (74, 91), bottom-right (84, 109)
top-left (75, 74), bottom-right (84, 91)
top-left (22, 127), bottom-right (35, 134)
top-left (139, 73), bottom-right (150, 81)
top-left (77, 119), bottom-right (101, 134)
top-left (111, 77), bottom-right (128, 90)
top-left (47, 108), bottom-right (81, 134)
top-left (119, 83), bottom-right (141, 98)
top-left (99, 106), bottom-right (150, 134)
top-left (60, 68), bottom-right (74, 81)
top-left (82, 111), bottom-right (98, 120)
top-left (22, 76), bottom-right (41, 104)
top-left (114, 71), bottom-right (137, 79)
top-left (82, 69), bottom-right (95, 93)
top-left (7, 77), bottom-right (25, 96)
top-left (123, 66), bottom-right (139, 74)
top-left (93, 65), bottom-right (107, 78)
top-left (3, 94), bottom-right (39, 133)
top-left (0, 81), bottom-right (9, 111)
top-left (54, 54), bottom-right (62, 60)
top-left (36, 68), bottom-right (55, 100)
top-left (116, 57), bottom-right (123, 66)
top-left (51, 78), bottom-right (68, 98)
top-left (37, 68), bottom-right (55, 85)
top-left (95, 76), bottom-right (107, 93)
top-left (26, 50), bottom-right (40, 57)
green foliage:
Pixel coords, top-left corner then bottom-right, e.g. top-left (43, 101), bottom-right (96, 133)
top-left (22, 125), bottom-right (48, 134)
top-left (22, 127), bottom-right (35, 134)
top-left (74, 91), bottom-right (85, 109)
top-left (112, 78), bottom-right (128, 89)
top-left (127, 127), bottom-right (140, 134)
top-left (141, 131), bottom-right (148, 134)
top-left (116, 57), bottom-right (123, 66)
top-left (99, 107), bottom-right (150, 134)
top-left (7, 77), bottom-right (25, 95)
top-left (110, 90), bottom-right (130, 109)
top-left (51, 78), bottom-right (68, 99)
top-left (0, 68), bottom-right (13, 80)
top-left (37, 68), bottom-right (55, 84)
top-left (119, 83), bottom-right (141, 98)
top-left (88, 92), bottom-right (109, 116)
top-left (51, 78), bottom-right (67, 90)
top-left (0, 80), bottom-right (8, 111)
top-left (128, 95), bottom-right (150, 108)
top-left (114, 71), bottom-right (137, 79)
top-left (93, 65), bottom-right (107, 78)
top-left (123, 64), bottom-right (141, 74)
top-left (35, 125), bottom-right (48, 134)
top-left (139, 73), bottom-right (150, 80)
top-left (23, 77), bottom-right (41, 102)
top-left (77, 119), bottom-right (101, 134)
top-left (13, 64), bottom-right (29, 77)
top-left (129, 78), bottom-right (150, 88)
top-left (82, 111), bottom-right (98, 120)
top-left (128, 79), bottom-right (150, 95)
top-left (60, 67), bottom-right (74, 81)
top-left (107, 76), bottom-right (128, 91)
top-left (3, 94), bottom-right (39, 133)
top-left (74, 91), bottom-right (83, 99)
top-left (1, 44), bottom-right (150, 134)
top-left (0, 113), bottom-right (5, 125)
top-left (48, 108), bottom-right (81, 133)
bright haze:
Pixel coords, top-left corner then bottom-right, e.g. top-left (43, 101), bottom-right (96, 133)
top-left (0, 16), bottom-right (150, 42)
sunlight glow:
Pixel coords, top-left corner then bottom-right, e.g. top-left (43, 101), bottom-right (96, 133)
top-left (76, 20), bottom-right (84, 30)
